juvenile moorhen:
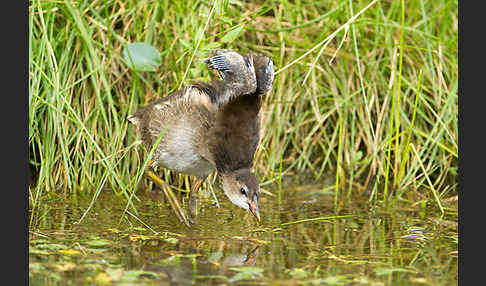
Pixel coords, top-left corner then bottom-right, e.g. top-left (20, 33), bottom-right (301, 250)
top-left (127, 49), bottom-right (274, 224)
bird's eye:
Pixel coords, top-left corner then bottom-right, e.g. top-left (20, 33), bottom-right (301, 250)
top-left (240, 188), bottom-right (246, 195)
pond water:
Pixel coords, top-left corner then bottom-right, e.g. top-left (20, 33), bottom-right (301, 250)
top-left (29, 184), bottom-right (457, 285)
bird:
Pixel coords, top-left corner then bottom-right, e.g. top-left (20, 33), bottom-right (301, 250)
top-left (127, 49), bottom-right (275, 225)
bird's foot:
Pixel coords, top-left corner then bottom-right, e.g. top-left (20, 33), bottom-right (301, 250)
top-left (145, 169), bottom-right (193, 228)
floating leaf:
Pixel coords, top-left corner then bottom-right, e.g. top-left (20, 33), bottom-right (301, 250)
top-left (84, 238), bottom-right (112, 247)
top-left (123, 42), bottom-right (162, 72)
top-left (228, 266), bottom-right (263, 282)
top-left (58, 249), bottom-right (82, 256)
top-left (220, 25), bottom-right (244, 43)
top-left (88, 272), bottom-right (112, 284)
top-left (30, 239), bottom-right (49, 245)
top-left (164, 237), bottom-right (179, 244)
top-left (409, 277), bottom-right (430, 284)
top-left (36, 243), bottom-right (68, 251)
top-left (29, 247), bottom-right (51, 255)
top-left (373, 267), bottom-right (413, 276)
top-left (53, 262), bottom-right (77, 272)
top-left (105, 268), bottom-right (124, 282)
top-left (286, 268), bottom-right (309, 279)
top-left (128, 234), bottom-right (152, 242)
top-left (320, 275), bottom-right (350, 285)
top-left (29, 262), bottom-right (46, 272)
top-left (120, 270), bottom-right (160, 283)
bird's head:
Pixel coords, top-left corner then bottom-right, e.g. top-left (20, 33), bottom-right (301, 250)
top-left (221, 168), bottom-right (261, 222)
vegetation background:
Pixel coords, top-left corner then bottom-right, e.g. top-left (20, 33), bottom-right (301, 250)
top-left (29, 0), bottom-right (458, 213)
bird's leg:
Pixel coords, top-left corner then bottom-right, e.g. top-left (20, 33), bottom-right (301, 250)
top-left (188, 177), bottom-right (205, 217)
top-left (144, 160), bottom-right (193, 227)
top-left (145, 160), bottom-right (162, 194)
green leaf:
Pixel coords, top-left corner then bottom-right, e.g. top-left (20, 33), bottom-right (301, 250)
top-left (373, 267), bottom-right (412, 276)
top-left (29, 246), bottom-right (52, 255)
top-left (320, 275), bottom-right (350, 285)
top-left (220, 25), bottom-right (244, 44)
top-left (228, 266), bottom-right (263, 282)
top-left (286, 268), bottom-right (309, 279)
top-left (194, 26), bottom-right (204, 42)
top-left (164, 237), bottom-right (179, 244)
top-left (84, 238), bottom-right (112, 247)
top-left (35, 243), bottom-right (68, 251)
top-left (29, 262), bottom-right (47, 272)
top-left (201, 42), bottom-right (221, 52)
top-left (220, 16), bottom-right (233, 25)
top-left (120, 270), bottom-right (159, 282)
top-left (179, 39), bottom-right (192, 49)
top-left (123, 42), bottom-right (162, 72)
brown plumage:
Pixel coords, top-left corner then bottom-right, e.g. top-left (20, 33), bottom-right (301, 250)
top-left (128, 49), bottom-right (274, 222)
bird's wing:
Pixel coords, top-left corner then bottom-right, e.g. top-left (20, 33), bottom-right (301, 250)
top-left (204, 54), bottom-right (232, 73)
top-left (127, 87), bottom-right (215, 147)
top-left (199, 50), bottom-right (257, 107)
top-left (247, 54), bottom-right (275, 96)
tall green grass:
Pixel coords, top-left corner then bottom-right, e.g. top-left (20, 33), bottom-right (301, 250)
top-left (29, 0), bottom-right (458, 215)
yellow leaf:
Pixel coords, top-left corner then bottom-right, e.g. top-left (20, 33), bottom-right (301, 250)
top-left (87, 272), bottom-right (112, 284)
top-left (53, 262), bottom-right (77, 271)
top-left (58, 249), bottom-right (82, 256)
top-left (128, 234), bottom-right (152, 241)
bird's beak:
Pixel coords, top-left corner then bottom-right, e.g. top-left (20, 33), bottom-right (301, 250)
top-left (249, 195), bottom-right (260, 222)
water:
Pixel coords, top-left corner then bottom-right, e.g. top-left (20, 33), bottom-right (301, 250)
top-left (29, 185), bottom-right (457, 285)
